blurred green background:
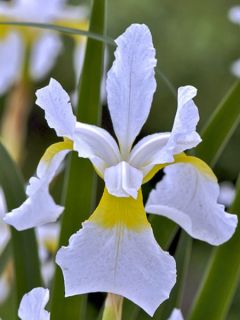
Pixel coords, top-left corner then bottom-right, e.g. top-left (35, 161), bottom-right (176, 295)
top-left (1, 0), bottom-right (240, 319)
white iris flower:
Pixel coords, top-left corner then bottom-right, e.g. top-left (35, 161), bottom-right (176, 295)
top-left (4, 24), bottom-right (237, 316)
top-left (18, 287), bottom-right (50, 320)
top-left (0, 0), bottom-right (87, 94)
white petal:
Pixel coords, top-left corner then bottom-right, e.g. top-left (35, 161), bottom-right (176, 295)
top-left (36, 78), bottom-right (76, 139)
top-left (1, 0), bottom-right (65, 22)
top-left (219, 181), bottom-right (236, 207)
top-left (230, 59), bottom-right (240, 78)
top-left (167, 309), bottom-right (184, 320)
top-left (0, 32), bottom-right (23, 95)
top-left (36, 222), bottom-right (60, 263)
top-left (0, 188), bottom-right (6, 218)
top-left (74, 122), bottom-right (121, 176)
top-left (228, 6), bottom-right (240, 24)
top-left (164, 86), bottom-right (201, 159)
top-left (104, 161), bottom-right (143, 198)
top-left (129, 132), bottom-right (171, 173)
top-left (4, 143), bottom-right (71, 230)
top-left (53, 5), bottom-right (88, 20)
top-left (56, 222), bottom-right (176, 316)
top-left (18, 287), bottom-right (50, 320)
top-left (146, 162), bottom-right (238, 245)
top-left (106, 24), bottom-right (157, 156)
top-left (129, 86), bottom-right (201, 173)
top-left (0, 189), bottom-right (10, 254)
top-left (41, 260), bottom-right (55, 286)
top-left (74, 41), bottom-right (86, 83)
top-left (30, 32), bottom-right (62, 81)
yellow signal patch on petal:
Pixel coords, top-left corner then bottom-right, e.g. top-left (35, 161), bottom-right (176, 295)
top-left (173, 153), bottom-right (217, 182)
top-left (143, 153), bottom-right (216, 184)
top-left (0, 18), bottom-right (12, 39)
top-left (55, 20), bottom-right (89, 43)
top-left (41, 138), bottom-right (73, 163)
top-left (89, 188), bottom-right (150, 231)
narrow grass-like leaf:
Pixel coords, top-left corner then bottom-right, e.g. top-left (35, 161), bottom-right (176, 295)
top-left (0, 142), bottom-right (42, 305)
top-left (195, 80), bottom-right (240, 165)
top-left (188, 175), bottom-right (240, 320)
top-left (0, 21), bottom-right (113, 45)
top-left (50, 0), bottom-right (106, 319)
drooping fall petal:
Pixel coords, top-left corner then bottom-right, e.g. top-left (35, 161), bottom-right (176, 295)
top-left (56, 189), bottom-right (176, 316)
top-left (146, 157), bottom-right (237, 245)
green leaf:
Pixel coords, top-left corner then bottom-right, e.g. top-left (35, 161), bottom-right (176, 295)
top-left (194, 80), bottom-right (240, 166)
top-left (0, 21), bottom-right (114, 45)
top-left (50, 0), bottom-right (106, 319)
top-left (0, 142), bottom-right (42, 305)
top-left (188, 175), bottom-right (240, 320)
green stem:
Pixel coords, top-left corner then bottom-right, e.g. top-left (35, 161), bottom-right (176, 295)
top-left (102, 293), bottom-right (123, 320)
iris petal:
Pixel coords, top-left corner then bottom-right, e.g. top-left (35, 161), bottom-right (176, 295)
top-left (146, 156), bottom-right (238, 245)
top-left (18, 287), bottom-right (50, 320)
top-left (106, 24), bottom-right (157, 156)
top-left (56, 189), bottom-right (176, 316)
top-left (4, 141), bottom-right (72, 230)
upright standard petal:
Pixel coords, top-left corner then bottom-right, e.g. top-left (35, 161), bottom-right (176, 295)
top-left (56, 189), bottom-right (176, 316)
top-left (104, 161), bottom-right (143, 198)
top-left (129, 86), bottom-right (201, 173)
top-left (30, 32), bottom-right (62, 81)
top-left (0, 32), bottom-right (23, 95)
top-left (4, 141), bottom-right (72, 230)
top-left (35, 78), bottom-right (76, 139)
top-left (146, 156), bottom-right (238, 245)
top-left (18, 287), bottom-right (50, 320)
top-left (160, 86), bottom-right (201, 161)
top-left (106, 24), bottom-right (157, 156)
top-left (167, 309), bottom-right (184, 320)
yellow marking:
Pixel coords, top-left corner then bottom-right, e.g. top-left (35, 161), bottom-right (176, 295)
top-left (89, 188), bottom-right (150, 231)
top-left (41, 138), bottom-right (73, 163)
top-left (44, 239), bottom-right (57, 254)
top-left (0, 16), bottom-right (41, 43)
top-left (143, 153), bottom-right (216, 184)
top-left (173, 153), bottom-right (217, 181)
top-left (0, 17), bottom-right (12, 38)
top-left (0, 16), bottom-right (88, 43)
top-left (142, 163), bottom-right (166, 184)
top-left (54, 20), bottom-right (88, 43)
